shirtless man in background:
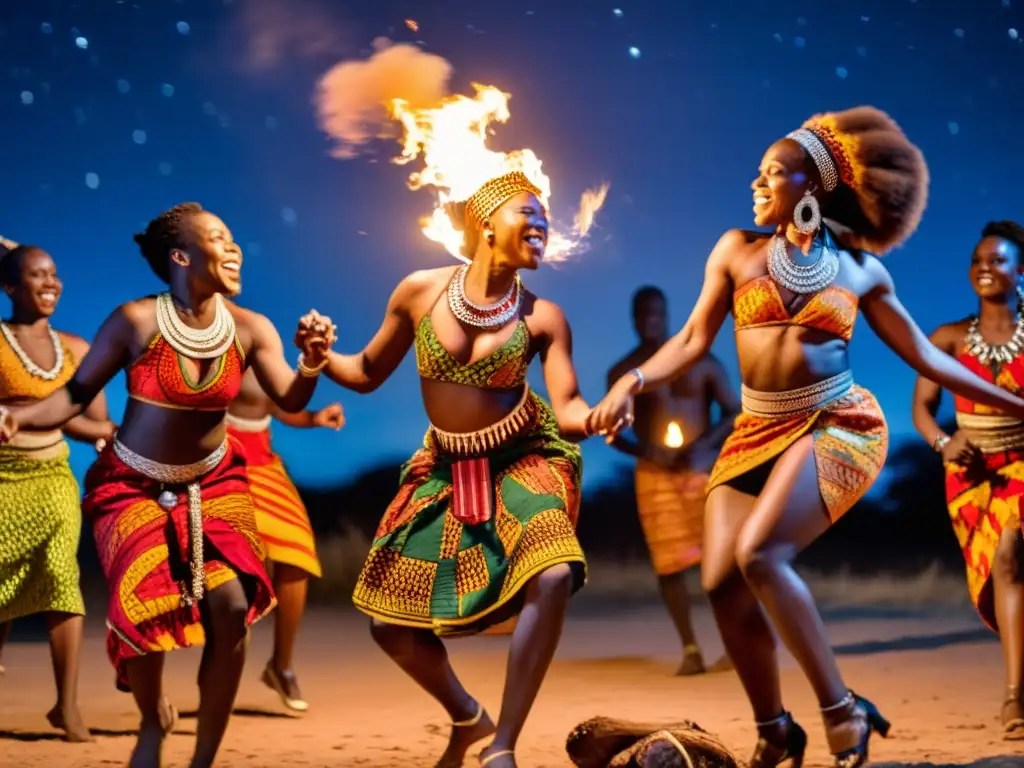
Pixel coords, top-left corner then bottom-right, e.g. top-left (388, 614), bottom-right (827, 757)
top-left (607, 286), bottom-right (738, 674)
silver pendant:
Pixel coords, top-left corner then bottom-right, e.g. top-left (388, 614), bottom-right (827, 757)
top-left (157, 490), bottom-right (178, 510)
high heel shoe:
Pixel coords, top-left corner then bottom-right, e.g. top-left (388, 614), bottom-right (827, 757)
top-left (749, 711), bottom-right (807, 768)
top-left (822, 691), bottom-right (891, 768)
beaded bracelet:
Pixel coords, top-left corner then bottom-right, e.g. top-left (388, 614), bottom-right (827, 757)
top-left (298, 353), bottom-right (329, 377)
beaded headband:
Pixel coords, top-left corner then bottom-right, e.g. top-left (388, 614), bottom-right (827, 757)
top-left (464, 171), bottom-right (543, 227)
top-left (787, 122), bottom-right (858, 193)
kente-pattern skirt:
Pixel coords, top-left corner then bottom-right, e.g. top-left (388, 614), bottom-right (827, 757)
top-left (634, 460), bottom-right (707, 576)
top-left (352, 390), bottom-right (586, 635)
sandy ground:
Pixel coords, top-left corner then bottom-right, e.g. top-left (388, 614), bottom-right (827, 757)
top-left (0, 599), bottom-right (1021, 768)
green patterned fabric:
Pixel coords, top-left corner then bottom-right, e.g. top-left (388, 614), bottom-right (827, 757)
top-left (352, 392), bottom-right (586, 634)
top-left (414, 315), bottom-right (530, 389)
top-left (0, 442), bottom-right (85, 622)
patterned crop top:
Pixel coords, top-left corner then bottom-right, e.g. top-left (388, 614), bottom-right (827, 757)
top-left (126, 333), bottom-right (246, 411)
top-left (954, 349), bottom-right (1024, 417)
top-left (414, 314), bottom-right (530, 389)
top-left (733, 275), bottom-right (859, 343)
top-left (0, 329), bottom-right (76, 400)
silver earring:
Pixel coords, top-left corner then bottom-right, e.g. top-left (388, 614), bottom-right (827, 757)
top-left (793, 190), bottom-right (821, 235)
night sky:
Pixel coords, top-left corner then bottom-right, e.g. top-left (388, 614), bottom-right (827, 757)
top-left (1, 0), bottom-right (1022, 494)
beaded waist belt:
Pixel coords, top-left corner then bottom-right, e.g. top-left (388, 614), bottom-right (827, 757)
top-left (113, 439), bottom-right (227, 606)
top-left (225, 413), bottom-right (272, 432)
top-left (430, 384), bottom-right (535, 457)
top-left (741, 370), bottom-right (855, 418)
top-left (955, 412), bottom-right (1024, 453)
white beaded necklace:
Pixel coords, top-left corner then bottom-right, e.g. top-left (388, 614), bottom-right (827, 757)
top-left (0, 320), bottom-right (65, 380)
top-left (156, 292), bottom-right (236, 360)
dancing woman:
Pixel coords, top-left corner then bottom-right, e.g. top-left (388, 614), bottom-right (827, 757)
top-left (0, 203), bottom-right (334, 768)
top-left (0, 243), bottom-right (115, 741)
top-left (911, 220), bottom-right (1024, 740)
top-left (588, 108), bottom-right (1024, 767)
top-left (226, 368), bottom-right (345, 711)
top-left (314, 171), bottom-right (592, 767)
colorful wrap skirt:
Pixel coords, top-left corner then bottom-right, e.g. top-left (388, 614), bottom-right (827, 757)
top-left (707, 371), bottom-right (888, 519)
top-left (83, 439), bottom-right (275, 690)
top-left (227, 416), bottom-right (322, 578)
top-left (352, 387), bottom-right (586, 635)
top-left (0, 436), bottom-right (85, 622)
top-left (634, 460), bottom-right (707, 576)
top-left (945, 412), bottom-right (1024, 631)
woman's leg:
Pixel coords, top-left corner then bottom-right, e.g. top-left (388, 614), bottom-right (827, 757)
top-left (264, 562), bottom-right (310, 708)
top-left (370, 619), bottom-right (495, 767)
top-left (190, 578), bottom-right (251, 768)
top-left (43, 612), bottom-right (91, 741)
top-left (701, 485), bottom-right (781, 720)
top-left (479, 563), bottom-right (576, 766)
top-left (0, 620), bottom-right (10, 673)
top-left (126, 652), bottom-right (167, 768)
top-left (992, 520), bottom-right (1024, 736)
top-left (733, 435), bottom-right (875, 755)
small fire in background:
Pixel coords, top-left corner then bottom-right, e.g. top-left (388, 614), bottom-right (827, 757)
top-left (387, 82), bottom-right (609, 262)
top-left (664, 421), bottom-right (684, 448)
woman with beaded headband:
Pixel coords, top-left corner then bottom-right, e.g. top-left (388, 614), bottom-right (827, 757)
top-left (0, 203), bottom-right (336, 768)
top-left (912, 219), bottom-right (1024, 741)
top-left (0, 240), bottom-right (115, 742)
top-left (589, 107), bottom-right (1024, 768)
top-left (306, 170), bottom-right (592, 767)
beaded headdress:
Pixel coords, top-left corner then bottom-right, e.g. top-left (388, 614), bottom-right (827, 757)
top-left (787, 116), bottom-right (862, 193)
top-left (463, 171), bottom-right (543, 228)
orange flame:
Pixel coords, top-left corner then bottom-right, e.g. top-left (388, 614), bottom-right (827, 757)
top-left (388, 82), bottom-right (608, 262)
top-left (664, 421), bottom-right (685, 448)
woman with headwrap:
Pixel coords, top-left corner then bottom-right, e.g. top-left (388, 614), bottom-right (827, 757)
top-left (313, 171), bottom-right (593, 767)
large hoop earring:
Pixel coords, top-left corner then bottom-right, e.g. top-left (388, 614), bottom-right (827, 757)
top-left (793, 190), bottom-right (821, 235)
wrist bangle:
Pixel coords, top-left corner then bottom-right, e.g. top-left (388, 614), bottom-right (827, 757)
top-left (932, 433), bottom-right (950, 453)
top-left (626, 368), bottom-right (644, 393)
top-left (297, 353), bottom-right (328, 378)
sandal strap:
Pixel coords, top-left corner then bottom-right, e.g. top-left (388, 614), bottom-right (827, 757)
top-left (480, 749), bottom-right (513, 765)
top-left (452, 702), bottom-right (483, 727)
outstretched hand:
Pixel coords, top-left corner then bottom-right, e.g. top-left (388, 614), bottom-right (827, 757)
top-left (585, 378), bottom-right (636, 443)
top-left (313, 402), bottom-right (345, 430)
top-left (0, 406), bottom-right (19, 444)
top-left (294, 309), bottom-right (337, 366)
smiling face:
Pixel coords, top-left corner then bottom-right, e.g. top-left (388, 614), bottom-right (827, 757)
top-left (4, 248), bottom-right (62, 318)
top-left (174, 211), bottom-right (243, 296)
top-left (970, 234), bottom-right (1022, 300)
top-left (751, 138), bottom-right (816, 229)
top-left (486, 191), bottom-right (549, 270)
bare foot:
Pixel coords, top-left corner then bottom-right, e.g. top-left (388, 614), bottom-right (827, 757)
top-left (675, 648), bottom-right (705, 676)
top-left (479, 746), bottom-right (517, 766)
top-left (46, 703), bottom-right (93, 743)
top-left (434, 707), bottom-right (496, 768)
top-left (128, 721), bottom-right (166, 768)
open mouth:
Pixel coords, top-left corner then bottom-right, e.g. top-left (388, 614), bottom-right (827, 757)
top-left (977, 275), bottom-right (995, 287)
top-left (222, 261), bottom-right (241, 275)
top-left (753, 194), bottom-right (771, 206)
top-left (38, 291), bottom-right (58, 304)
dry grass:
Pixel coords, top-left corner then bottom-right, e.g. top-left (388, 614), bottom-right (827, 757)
top-left (308, 527), bottom-right (971, 611)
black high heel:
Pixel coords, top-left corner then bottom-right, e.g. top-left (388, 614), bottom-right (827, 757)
top-left (750, 711), bottom-right (807, 768)
top-left (823, 691), bottom-right (891, 768)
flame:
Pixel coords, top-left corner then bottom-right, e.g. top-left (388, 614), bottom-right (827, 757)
top-left (388, 82), bottom-right (608, 262)
top-left (404, 19), bottom-right (418, 32)
top-left (664, 422), bottom-right (684, 449)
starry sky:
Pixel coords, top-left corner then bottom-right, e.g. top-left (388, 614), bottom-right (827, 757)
top-left (1, 0), bottom-right (1022, 492)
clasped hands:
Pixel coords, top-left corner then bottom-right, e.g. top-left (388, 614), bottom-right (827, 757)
top-left (294, 309), bottom-right (337, 371)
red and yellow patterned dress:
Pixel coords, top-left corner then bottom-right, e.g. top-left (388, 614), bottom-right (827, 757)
top-left (707, 275), bottom-right (888, 520)
top-left (946, 349), bottom-right (1024, 630)
top-left (83, 331), bottom-right (275, 690)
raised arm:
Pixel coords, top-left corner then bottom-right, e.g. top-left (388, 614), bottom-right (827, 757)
top-left (320, 272), bottom-right (425, 394)
top-left (862, 258), bottom-right (1024, 420)
top-left (273, 402), bottom-right (345, 430)
top-left (587, 230), bottom-right (738, 438)
top-left (247, 311), bottom-right (329, 414)
top-left (538, 300), bottom-right (590, 440)
top-left (4, 307), bottom-right (133, 436)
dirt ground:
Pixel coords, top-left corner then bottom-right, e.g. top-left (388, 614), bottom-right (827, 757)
top-left (0, 599), bottom-right (1020, 767)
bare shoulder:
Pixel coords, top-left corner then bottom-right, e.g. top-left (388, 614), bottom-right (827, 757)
top-left (56, 330), bottom-right (90, 359)
top-left (711, 229), bottom-right (763, 261)
top-left (119, 295), bottom-right (157, 323)
top-left (395, 266), bottom-right (456, 315)
top-left (930, 318), bottom-right (971, 350)
top-left (525, 293), bottom-right (570, 340)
